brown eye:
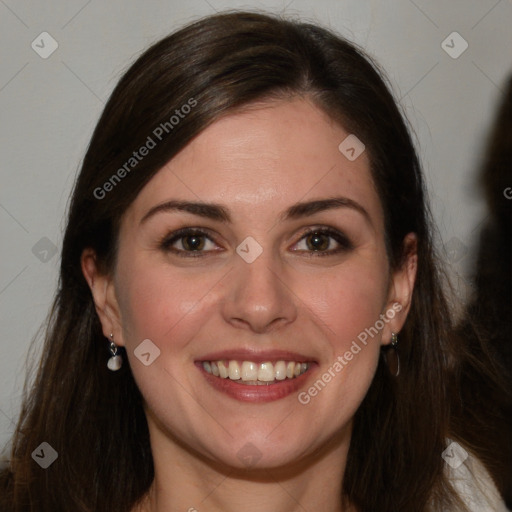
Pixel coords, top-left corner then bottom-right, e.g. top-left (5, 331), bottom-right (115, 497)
top-left (305, 232), bottom-right (330, 251)
top-left (159, 228), bottom-right (219, 257)
top-left (181, 234), bottom-right (206, 251)
top-left (292, 227), bottom-right (354, 256)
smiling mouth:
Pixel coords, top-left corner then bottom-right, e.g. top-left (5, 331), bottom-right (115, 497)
top-left (201, 360), bottom-right (310, 385)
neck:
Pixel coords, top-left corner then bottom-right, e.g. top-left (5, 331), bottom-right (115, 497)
top-left (133, 417), bottom-right (354, 512)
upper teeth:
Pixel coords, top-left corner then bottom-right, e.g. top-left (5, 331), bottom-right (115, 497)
top-left (202, 360), bottom-right (309, 382)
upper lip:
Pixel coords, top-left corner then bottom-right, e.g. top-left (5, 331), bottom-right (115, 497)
top-left (197, 349), bottom-right (317, 364)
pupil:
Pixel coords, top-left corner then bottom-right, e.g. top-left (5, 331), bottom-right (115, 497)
top-left (184, 235), bottom-right (204, 251)
top-left (308, 233), bottom-right (328, 251)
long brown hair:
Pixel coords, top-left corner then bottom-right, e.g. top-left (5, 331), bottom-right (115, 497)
top-left (0, 11), bottom-right (508, 511)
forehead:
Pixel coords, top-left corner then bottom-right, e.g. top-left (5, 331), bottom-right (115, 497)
top-left (123, 97), bottom-right (383, 228)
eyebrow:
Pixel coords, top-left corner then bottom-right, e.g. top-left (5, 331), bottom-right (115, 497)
top-left (140, 197), bottom-right (372, 226)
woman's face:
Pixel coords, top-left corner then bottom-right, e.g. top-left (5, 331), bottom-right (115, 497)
top-left (86, 97), bottom-right (414, 470)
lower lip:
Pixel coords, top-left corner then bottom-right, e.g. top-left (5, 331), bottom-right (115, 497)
top-left (196, 363), bottom-right (316, 403)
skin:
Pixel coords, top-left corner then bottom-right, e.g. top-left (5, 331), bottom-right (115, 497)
top-left (82, 97), bottom-right (417, 512)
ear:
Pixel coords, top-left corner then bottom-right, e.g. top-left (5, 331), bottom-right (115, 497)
top-left (81, 248), bottom-right (125, 346)
top-left (381, 233), bottom-right (418, 345)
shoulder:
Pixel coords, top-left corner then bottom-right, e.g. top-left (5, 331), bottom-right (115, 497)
top-left (445, 447), bottom-right (509, 512)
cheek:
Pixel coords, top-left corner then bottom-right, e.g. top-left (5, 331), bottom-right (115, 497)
top-left (114, 254), bottom-right (214, 355)
top-left (290, 253), bottom-right (389, 414)
top-left (299, 257), bottom-right (389, 350)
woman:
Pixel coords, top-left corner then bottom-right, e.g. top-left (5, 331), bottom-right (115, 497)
top-left (0, 11), bottom-right (509, 512)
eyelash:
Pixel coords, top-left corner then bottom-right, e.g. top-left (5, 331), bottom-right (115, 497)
top-left (159, 227), bottom-right (354, 258)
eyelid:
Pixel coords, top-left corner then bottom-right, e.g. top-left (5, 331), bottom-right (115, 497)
top-left (290, 226), bottom-right (354, 255)
top-left (159, 227), bottom-right (222, 257)
top-left (159, 225), bottom-right (353, 257)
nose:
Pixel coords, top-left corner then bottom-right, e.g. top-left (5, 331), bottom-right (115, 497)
top-left (221, 251), bottom-right (298, 334)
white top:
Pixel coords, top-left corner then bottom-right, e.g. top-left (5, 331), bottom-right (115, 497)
top-left (445, 453), bottom-right (509, 511)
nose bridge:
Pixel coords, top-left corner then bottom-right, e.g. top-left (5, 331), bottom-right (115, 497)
top-left (222, 248), bottom-right (297, 332)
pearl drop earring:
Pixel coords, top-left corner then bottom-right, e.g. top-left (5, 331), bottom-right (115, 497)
top-left (107, 333), bottom-right (123, 371)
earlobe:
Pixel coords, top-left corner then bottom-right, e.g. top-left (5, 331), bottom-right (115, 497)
top-left (81, 248), bottom-right (123, 344)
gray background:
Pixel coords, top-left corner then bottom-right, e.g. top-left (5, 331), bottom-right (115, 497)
top-left (1, 0), bottom-right (511, 453)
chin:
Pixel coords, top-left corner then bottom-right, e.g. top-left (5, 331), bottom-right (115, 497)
top-left (197, 423), bottom-right (337, 472)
